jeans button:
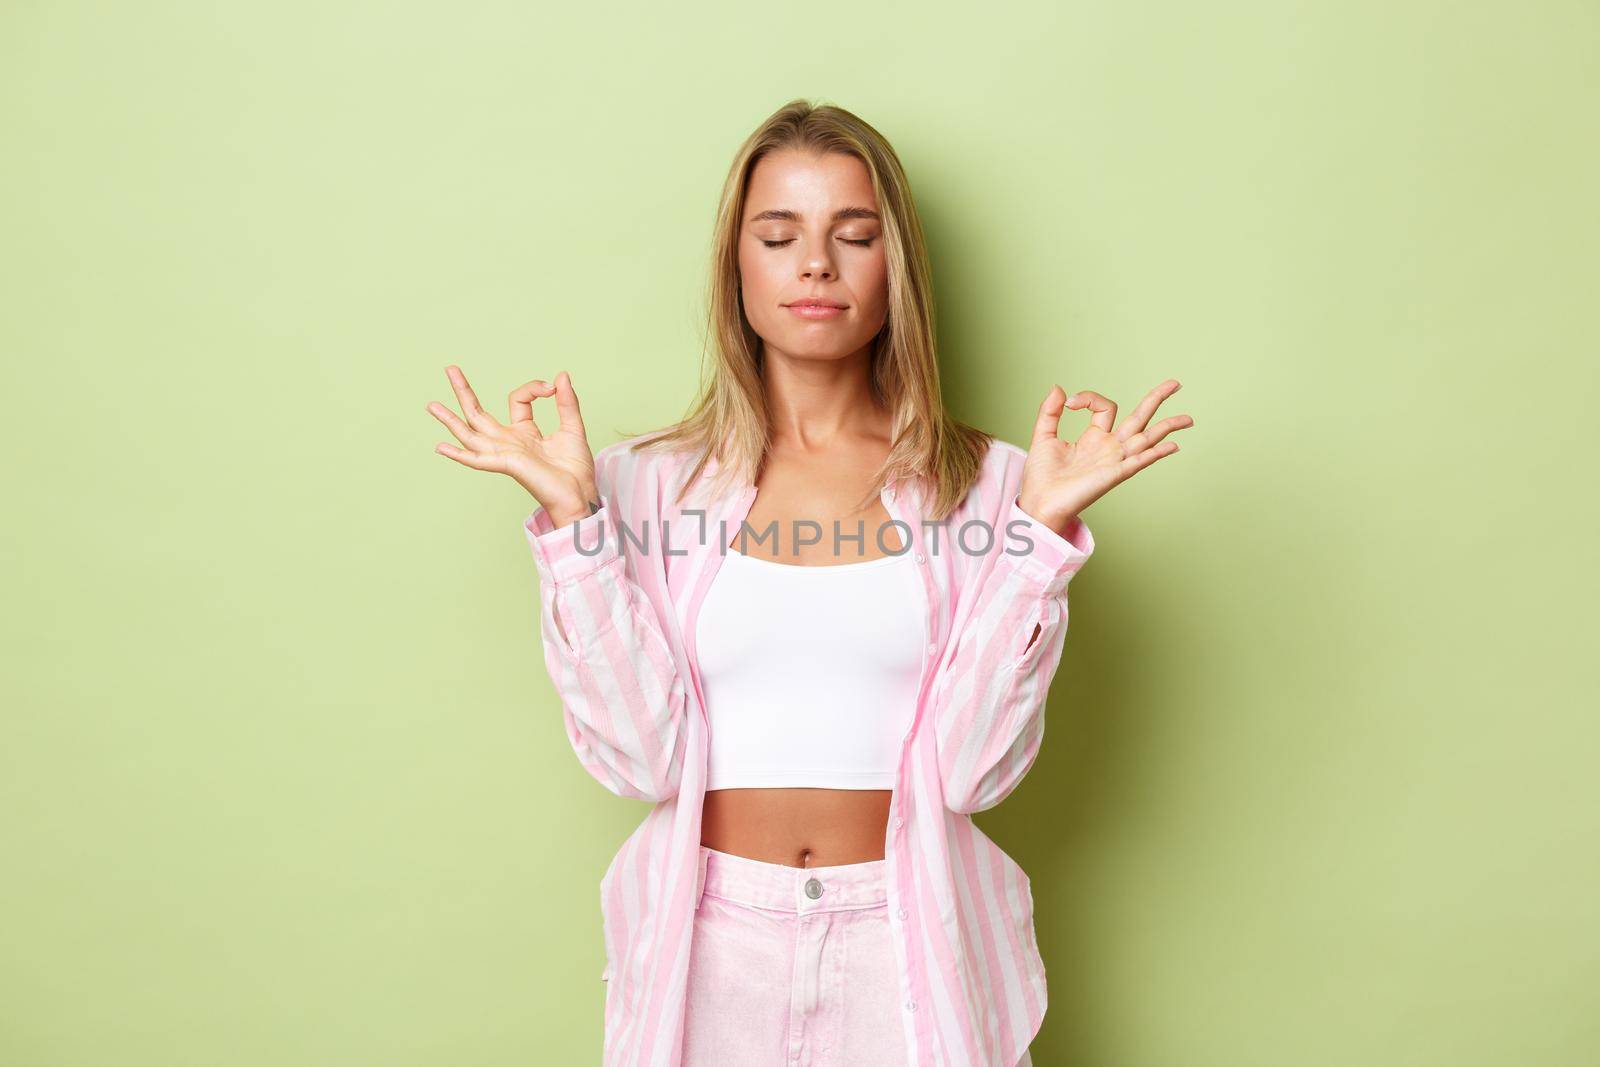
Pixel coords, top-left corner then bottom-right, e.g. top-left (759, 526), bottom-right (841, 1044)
top-left (804, 877), bottom-right (823, 900)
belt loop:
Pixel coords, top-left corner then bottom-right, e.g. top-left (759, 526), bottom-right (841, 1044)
top-left (695, 847), bottom-right (708, 911)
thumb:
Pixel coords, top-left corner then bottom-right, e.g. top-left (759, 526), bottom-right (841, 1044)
top-left (1032, 384), bottom-right (1068, 449)
top-left (553, 370), bottom-right (588, 438)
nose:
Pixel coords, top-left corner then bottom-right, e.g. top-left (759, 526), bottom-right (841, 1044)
top-left (800, 245), bottom-right (835, 282)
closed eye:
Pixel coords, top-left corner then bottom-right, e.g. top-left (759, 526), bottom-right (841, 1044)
top-left (760, 237), bottom-right (876, 248)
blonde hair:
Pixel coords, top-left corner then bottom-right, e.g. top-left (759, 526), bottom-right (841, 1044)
top-left (625, 97), bottom-right (992, 522)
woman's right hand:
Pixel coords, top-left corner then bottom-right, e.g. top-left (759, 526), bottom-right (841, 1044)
top-left (427, 365), bottom-right (599, 528)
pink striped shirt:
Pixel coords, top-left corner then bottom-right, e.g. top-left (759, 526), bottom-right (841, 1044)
top-left (524, 432), bottom-right (1095, 1066)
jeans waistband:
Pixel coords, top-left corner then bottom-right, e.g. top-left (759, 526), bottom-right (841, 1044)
top-left (696, 845), bottom-right (889, 913)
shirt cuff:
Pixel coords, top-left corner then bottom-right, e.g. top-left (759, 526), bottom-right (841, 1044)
top-left (525, 502), bottom-right (622, 584)
top-left (1002, 497), bottom-right (1094, 596)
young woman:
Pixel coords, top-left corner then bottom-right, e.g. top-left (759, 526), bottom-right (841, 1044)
top-left (428, 100), bottom-right (1191, 1067)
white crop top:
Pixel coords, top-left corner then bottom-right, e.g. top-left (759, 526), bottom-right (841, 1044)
top-left (694, 545), bottom-right (927, 790)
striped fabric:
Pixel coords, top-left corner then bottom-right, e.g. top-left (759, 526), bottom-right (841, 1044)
top-left (524, 432), bottom-right (1094, 1067)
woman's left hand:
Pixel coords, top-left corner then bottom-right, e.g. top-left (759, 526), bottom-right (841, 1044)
top-left (1016, 379), bottom-right (1194, 531)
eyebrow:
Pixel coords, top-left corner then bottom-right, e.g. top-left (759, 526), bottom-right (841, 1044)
top-left (746, 206), bottom-right (881, 225)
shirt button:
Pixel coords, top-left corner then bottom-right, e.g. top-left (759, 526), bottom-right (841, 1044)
top-left (905, 999), bottom-right (917, 1013)
top-left (894, 816), bottom-right (904, 829)
top-left (914, 553), bottom-right (925, 563)
top-left (804, 877), bottom-right (823, 900)
top-left (897, 907), bottom-right (909, 921)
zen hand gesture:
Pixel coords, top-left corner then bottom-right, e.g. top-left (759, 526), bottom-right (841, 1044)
top-left (427, 365), bottom-right (599, 528)
top-left (1017, 379), bottom-right (1194, 530)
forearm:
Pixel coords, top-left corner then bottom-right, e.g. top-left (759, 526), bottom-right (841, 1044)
top-left (525, 498), bottom-right (689, 802)
top-left (933, 498), bottom-right (1095, 813)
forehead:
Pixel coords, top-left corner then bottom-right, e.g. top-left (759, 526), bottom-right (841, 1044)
top-left (745, 149), bottom-right (878, 213)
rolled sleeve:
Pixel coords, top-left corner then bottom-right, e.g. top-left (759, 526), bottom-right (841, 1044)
top-left (525, 502), bottom-right (622, 585)
top-left (1001, 497), bottom-right (1094, 597)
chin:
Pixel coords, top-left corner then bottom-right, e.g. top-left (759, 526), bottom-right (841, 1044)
top-left (789, 341), bottom-right (864, 361)
top-left (776, 328), bottom-right (871, 356)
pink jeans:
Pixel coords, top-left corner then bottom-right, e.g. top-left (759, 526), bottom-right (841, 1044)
top-left (681, 844), bottom-right (1034, 1067)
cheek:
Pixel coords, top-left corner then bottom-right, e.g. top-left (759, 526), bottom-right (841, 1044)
top-left (738, 248), bottom-right (781, 308)
top-left (856, 253), bottom-right (891, 323)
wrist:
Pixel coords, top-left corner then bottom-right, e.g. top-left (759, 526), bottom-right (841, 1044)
top-left (1015, 492), bottom-right (1076, 538)
top-left (515, 465), bottom-right (599, 528)
top-left (546, 494), bottom-right (602, 530)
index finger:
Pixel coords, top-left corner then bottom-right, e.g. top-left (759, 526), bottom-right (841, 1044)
top-left (1065, 389), bottom-right (1117, 434)
top-left (509, 378), bottom-right (556, 433)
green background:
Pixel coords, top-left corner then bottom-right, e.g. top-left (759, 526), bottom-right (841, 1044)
top-left (3, 2), bottom-right (1595, 1064)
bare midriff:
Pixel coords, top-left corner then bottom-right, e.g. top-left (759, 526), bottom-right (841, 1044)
top-left (700, 787), bottom-right (893, 867)
top-left (699, 433), bottom-right (906, 869)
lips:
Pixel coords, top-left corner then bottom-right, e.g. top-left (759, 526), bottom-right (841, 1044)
top-left (785, 302), bottom-right (847, 319)
top-left (783, 298), bottom-right (848, 309)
